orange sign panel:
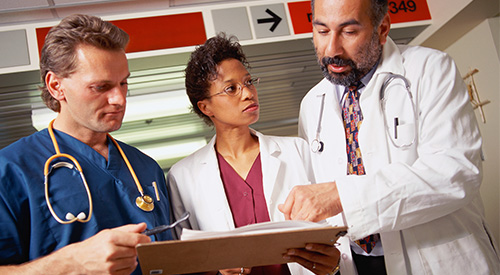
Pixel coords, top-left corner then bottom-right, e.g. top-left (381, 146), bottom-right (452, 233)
top-left (288, 0), bottom-right (431, 35)
top-left (36, 12), bottom-right (206, 55)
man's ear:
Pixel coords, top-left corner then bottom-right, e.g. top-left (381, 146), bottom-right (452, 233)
top-left (378, 13), bottom-right (391, 46)
top-left (45, 71), bottom-right (65, 101)
top-left (197, 100), bottom-right (213, 117)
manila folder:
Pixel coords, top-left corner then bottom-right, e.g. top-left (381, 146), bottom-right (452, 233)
top-left (137, 220), bottom-right (347, 275)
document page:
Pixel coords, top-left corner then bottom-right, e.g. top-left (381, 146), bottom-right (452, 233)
top-left (181, 220), bottom-right (330, 240)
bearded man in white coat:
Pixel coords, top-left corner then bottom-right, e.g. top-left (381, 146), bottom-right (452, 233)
top-left (278, 0), bottom-right (500, 274)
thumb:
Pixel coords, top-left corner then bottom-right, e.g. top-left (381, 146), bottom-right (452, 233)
top-left (113, 223), bottom-right (148, 234)
top-left (278, 204), bottom-right (291, 220)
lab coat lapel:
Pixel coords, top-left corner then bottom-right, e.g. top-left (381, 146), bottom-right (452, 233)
top-left (358, 38), bottom-right (408, 273)
top-left (358, 38), bottom-right (405, 173)
top-left (196, 136), bottom-right (236, 230)
top-left (254, 131), bottom-right (281, 220)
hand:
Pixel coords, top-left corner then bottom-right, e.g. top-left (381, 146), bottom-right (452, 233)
top-left (58, 223), bottom-right (151, 274)
top-left (0, 223), bottom-right (151, 275)
top-left (283, 243), bottom-right (340, 275)
top-left (278, 182), bottom-right (342, 222)
top-left (219, 267), bottom-right (251, 275)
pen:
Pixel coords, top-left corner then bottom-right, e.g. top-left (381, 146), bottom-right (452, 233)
top-left (143, 212), bottom-right (190, 236)
top-left (152, 181), bottom-right (160, 201)
top-left (394, 117), bottom-right (399, 139)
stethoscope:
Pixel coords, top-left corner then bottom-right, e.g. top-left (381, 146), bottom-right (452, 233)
top-left (379, 73), bottom-right (417, 149)
top-left (44, 119), bottom-right (156, 224)
top-left (310, 73), bottom-right (417, 153)
top-left (311, 93), bottom-right (326, 153)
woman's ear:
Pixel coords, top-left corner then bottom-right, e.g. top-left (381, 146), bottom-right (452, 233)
top-left (46, 71), bottom-right (65, 101)
top-left (197, 100), bottom-right (213, 117)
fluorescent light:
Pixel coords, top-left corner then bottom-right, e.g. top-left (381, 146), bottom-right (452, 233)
top-left (111, 123), bottom-right (204, 145)
top-left (139, 138), bottom-right (207, 161)
top-left (124, 89), bottom-right (191, 121)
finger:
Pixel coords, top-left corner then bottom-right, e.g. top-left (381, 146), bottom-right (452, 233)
top-left (109, 226), bottom-right (152, 247)
top-left (278, 186), bottom-right (301, 220)
top-left (283, 254), bottom-right (329, 275)
top-left (113, 223), bottom-right (148, 233)
top-left (305, 243), bottom-right (340, 257)
top-left (219, 267), bottom-right (244, 275)
top-left (286, 245), bottom-right (338, 268)
top-left (278, 188), bottom-right (297, 220)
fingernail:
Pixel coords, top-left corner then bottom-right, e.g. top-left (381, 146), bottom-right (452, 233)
top-left (287, 249), bottom-right (296, 255)
top-left (283, 255), bottom-right (291, 260)
top-left (306, 244), bottom-right (313, 250)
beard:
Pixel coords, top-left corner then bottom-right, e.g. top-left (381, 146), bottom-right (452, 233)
top-left (317, 31), bottom-right (383, 87)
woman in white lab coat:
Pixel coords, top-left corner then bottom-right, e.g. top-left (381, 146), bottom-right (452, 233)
top-left (167, 34), bottom-right (340, 275)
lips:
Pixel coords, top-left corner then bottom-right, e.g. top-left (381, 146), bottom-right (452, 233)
top-left (328, 64), bottom-right (349, 74)
top-left (243, 103), bottom-right (259, 112)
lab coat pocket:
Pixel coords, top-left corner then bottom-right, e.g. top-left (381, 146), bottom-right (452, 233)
top-left (418, 234), bottom-right (489, 275)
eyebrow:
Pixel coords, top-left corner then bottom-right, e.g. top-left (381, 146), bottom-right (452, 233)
top-left (222, 73), bottom-right (251, 84)
top-left (312, 19), bottom-right (361, 28)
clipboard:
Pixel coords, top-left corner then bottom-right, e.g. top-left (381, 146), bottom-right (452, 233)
top-left (137, 225), bottom-right (347, 275)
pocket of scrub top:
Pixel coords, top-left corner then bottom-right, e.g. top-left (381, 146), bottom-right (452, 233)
top-left (418, 234), bottom-right (489, 275)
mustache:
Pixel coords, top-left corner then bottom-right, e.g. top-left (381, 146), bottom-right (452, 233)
top-left (321, 56), bottom-right (356, 68)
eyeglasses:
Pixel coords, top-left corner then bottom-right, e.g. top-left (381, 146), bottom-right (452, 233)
top-left (207, 77), bottom-right (260, 98)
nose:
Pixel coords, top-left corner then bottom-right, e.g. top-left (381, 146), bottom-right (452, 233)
top-left (325, 34), bottom-right (343, 57)
top-left (239, 83), bottom-right (256, 100)
top-left (108, 86), bottom-right (127, 106)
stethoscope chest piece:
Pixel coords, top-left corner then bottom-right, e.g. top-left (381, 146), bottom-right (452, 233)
top-left (136, 195), bottom-right (154, 212)
top-left (311, 139), bottom-right (324, 153)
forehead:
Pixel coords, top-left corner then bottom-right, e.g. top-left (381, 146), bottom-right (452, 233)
top-left (314, 0), bottom-right (372, 25)
top-left (215, 58), bottom-right (249, 81)
top-left (72, 44), bottom-right (129, 80)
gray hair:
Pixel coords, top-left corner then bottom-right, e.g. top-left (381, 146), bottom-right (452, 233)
top-left (310, 0), bottom-right (388, 27)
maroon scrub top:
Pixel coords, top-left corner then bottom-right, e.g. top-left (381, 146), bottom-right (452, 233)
top-left (217, 152), bottom-right (291, 275)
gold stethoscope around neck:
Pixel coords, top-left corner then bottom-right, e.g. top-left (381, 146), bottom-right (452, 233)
top-left (44, 119), bottom-right (155, 224)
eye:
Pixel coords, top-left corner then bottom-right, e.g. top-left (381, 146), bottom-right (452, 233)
top-left (224, 85), bottom-right (237, 95)
top-left (247, 78), bottom-right (259, 86)
top-left (92, 85), bottom-right (110, 92)
top-left (315, 26), bottom-right (330, 35)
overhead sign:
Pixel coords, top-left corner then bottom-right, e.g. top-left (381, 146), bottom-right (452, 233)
top-left (250, 4), bottom-right (290, 38)
top-left (288, 1), bottom-right (313, 34)
top-left (212, 7), bottom-right (253, 41)
top-left (288, 0), bottom-right (431, 35)
top-left (388, 0), bottom-right (431, 24)
top-left (36, 12), bottom-right (206, 55)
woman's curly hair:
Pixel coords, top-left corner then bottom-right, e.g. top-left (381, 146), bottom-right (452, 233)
top-left (184, 33), bottom-right (249, 126)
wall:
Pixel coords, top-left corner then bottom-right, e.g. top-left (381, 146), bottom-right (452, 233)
top-left (445, 17), bottom-right (500, 247)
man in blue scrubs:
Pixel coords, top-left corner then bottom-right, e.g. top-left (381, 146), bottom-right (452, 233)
top-left (0, 14), bottom-right (175, 274)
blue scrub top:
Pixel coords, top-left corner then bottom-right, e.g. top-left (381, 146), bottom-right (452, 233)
top-left (0, 129), bottom-right (174, 274)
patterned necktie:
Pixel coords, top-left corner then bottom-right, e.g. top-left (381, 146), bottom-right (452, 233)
top-left (342, 82), bottom-right (380, 254)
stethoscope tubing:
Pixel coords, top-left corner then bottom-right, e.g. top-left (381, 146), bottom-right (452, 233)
top-left (311, 73), bottom-right (417, 153)
top-left (43, 119), bottom-right (154, 225)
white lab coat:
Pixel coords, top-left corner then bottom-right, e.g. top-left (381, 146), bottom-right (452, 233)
top-left (299, 37), bottom-right (500, 274)
top-left (167, 130), bottom-right (316, 275)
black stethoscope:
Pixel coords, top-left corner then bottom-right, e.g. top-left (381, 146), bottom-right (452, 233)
top-left (310, 73), bottom-right (416, 153)
top-left (44, 119), bottom-right (157, 224)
